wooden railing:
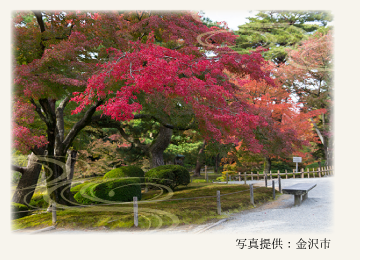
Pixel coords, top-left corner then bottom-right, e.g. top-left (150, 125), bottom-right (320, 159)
top-left (230, 166), bottom-right (334, 183)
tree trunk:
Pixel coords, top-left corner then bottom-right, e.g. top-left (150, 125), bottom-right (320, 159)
top-left (214, 153), bottom-right (220, 174)
top-left (193, 141), bottom-right (206, 177)
top-left (149, 125), bottom-right (173, 168)
top-left (12, 152), bottom-right (42, 205)
top-left (265, 156), bottom-right (272, 174)
top-left (66, 150), bottom-right (78, 181)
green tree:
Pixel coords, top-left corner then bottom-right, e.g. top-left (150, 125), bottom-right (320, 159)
top-left (234, 11), bottom-right (332, 63)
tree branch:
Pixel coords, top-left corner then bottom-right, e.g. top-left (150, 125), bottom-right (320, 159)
top-left (62, 100), bottom-right (104, 153)
top-left (12, 165), bottom-right (26, 175)
top-left (55, 95), bottom-right (72, 145)
top-left (33, 11), bottom-right (45, 33)
top-left (30, 98), bottom-right (48, 125)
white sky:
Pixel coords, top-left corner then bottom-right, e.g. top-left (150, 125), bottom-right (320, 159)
top-left (201, 10), bottom-right (257, 31)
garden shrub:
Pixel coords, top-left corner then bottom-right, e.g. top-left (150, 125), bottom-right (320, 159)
top-left (70, 177), bottom-right (105, 194)
top-left (215, 177), bottom-right (225, 182)
top-left (74, 178), bottom-right (142, 205)
top-left (103, 166), bottom-right (145, 181)
top-left (222, 171), bottom-right (236, 181)
top-left (145, 165), bottom-right (190, 190)
top-left (11, 202), bottom-right (29, 219)
top-left (29, 194), bottom-right (49, 209)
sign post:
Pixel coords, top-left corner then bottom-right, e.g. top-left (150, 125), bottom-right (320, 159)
top-left (293, 157), bottom-right (302, 173)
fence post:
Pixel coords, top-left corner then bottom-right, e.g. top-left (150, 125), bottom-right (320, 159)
top-left (217, 190), bottom-right (221, 215)
top-left (133, 197), bottom-right (138, 227)
top-left (318, 167), bottom-right (321, 178)
top-left (293, 169), bottom-right (295, 179)
top-left (313, 168), bottom-right (315, 178)
top-left (251, 172), bottom-right (254, 181)
top-left (257, 171), bottom-right (260, 180)
top-left (250, 184), bottom-right (254, 205)
top-left (52, 201), bottom-right (56, 225)
top-left (285, 169), bottom-right (288, 179)
top-left (238, 172), bottom-right (241, 181)
top-left (278, 172), bottom-right (281, 193)
top-left (264, 171), bottom-right (267, 187)
top-left (272, 180), bottom-right (275, 199)
top-left (270, 171), bottom-right (273, 180)
top-left (307, 168), bottom-right (310, 178)
top-left (244, 172), bottom-right (247, 185)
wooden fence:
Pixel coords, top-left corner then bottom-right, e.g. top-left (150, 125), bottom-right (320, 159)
top-left (232, 166), bottom-right (334, 183)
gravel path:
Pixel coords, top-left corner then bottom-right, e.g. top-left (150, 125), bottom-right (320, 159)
top-left (205, 177), bottom-right (334, 234)
top-left (15, 177), bottom-right (333, 235)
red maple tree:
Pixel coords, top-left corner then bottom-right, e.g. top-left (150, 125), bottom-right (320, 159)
top-left (13, 11), bottom-right (273, 205)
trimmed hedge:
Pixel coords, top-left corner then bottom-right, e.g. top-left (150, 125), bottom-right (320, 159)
top-left (74, 178), bottom-right (142, 205)
top-left (104, 166), bottom-right (145, 181)
top-left (145, 165), bottom-right (190, 190)
top-left (11, 202), bottom-right (29, 220)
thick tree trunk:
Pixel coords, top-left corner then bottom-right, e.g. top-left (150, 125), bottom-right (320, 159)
top-left (12, 152), bottom-right (42, 205)
top-left (265, 156), bottom-right (272, 174)
top-left (149, 125), bottom-right (173, 168)
top-left (193, 141), bottom-right (206, 177)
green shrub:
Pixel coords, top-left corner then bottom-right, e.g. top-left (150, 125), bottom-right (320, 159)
top-left (29, 194), bottom-right (49, 209)
top-left (71, 182), bottom-right (88, 194)
top-left (74, 178), bottom-right (141, 205)
top-left (145, 165), bottom-right (190, 190)
top-left (70, 177), bottom-right (105, 194)
top-left (11, 202), bottom-right (29, 220)
top-left (104, 166), bottom-right (145, 181)
top-left (221, 171), bottom-right (236, 181)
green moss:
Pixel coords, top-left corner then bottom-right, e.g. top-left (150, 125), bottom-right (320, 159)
top-left (11, 202), bottom-right (29, 220)
top-left (192, 179), bottom-right (206, 183)
top-left (145, 165), bottom-right (190, 190)
top-left (12, 182), bottom-right (276, 231)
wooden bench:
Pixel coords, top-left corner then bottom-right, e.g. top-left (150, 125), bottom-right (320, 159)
top-left (282, 183), bottom-right (317, 206)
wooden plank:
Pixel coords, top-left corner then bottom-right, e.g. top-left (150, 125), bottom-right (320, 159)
top-left (272, 180), bottom-right (275, 199)
top-left (52, 202), bottom-right (56, 224)
top-left (282, 183), bottom-right (317, 195)
top-left (250, 184), bottom-right (254, 205)
top-left (133, 197), bottom-right (138, 227)
top-left (217, 190), bottom-right (221, 215)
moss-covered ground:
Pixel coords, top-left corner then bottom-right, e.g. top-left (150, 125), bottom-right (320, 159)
top-left (12, 182), bottom-right (278, 231)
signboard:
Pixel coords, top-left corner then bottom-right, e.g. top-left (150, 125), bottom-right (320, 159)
top-left (293, 157), bottom-right (302, 163)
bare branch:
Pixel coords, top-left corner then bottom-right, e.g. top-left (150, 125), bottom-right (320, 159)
top-left (12, 165), bottom-right (26, 175)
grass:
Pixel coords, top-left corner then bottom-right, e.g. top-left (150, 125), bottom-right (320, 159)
top-left (12, 182), bottom-right (278, 231)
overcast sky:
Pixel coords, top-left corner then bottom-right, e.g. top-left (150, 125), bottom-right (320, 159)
top-left (201, 10), bottom-right (257, 31)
